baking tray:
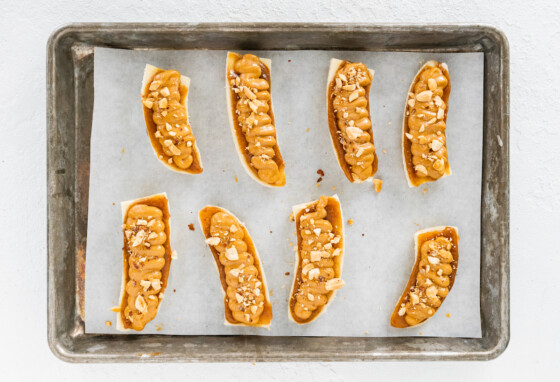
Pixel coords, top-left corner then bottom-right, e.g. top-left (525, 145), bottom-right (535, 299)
top-left (47, 23), bottom-right (509, 362)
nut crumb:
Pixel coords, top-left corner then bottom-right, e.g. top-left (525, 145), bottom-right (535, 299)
top-left (285, 272), bottom-right (290, 276)
top-left (373, 179), bottom-right (383, 193)
top-left (415, 164), bottom-right (428, 176)
top-left (325, 278), bottom-right (345, 291)
top-left (188, 224), bottom-right (195, 231)
top-left (205, 237), bottom-right (220, 246)
top-left (317, 169), bottom-right (325, 177)
top-left (416, 90), bottom-right (432, 102)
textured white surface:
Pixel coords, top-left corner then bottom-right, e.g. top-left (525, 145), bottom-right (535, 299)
top-left (1, 0), bottom-right (558, 380)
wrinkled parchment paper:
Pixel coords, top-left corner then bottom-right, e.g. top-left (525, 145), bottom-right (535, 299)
top-left (85, 48), bottom-right (483, 337)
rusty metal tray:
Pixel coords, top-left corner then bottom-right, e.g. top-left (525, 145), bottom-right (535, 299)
top-left (47, 23), bottom-right (509, 362)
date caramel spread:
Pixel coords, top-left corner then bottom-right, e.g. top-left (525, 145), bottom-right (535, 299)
top-left (119, 194), bottom-right (172, 331)
top-left (403, 61), bottom-right (451, 187)
top-left (226, 52), bottom-right (286, 187)
top-left (327, 60), bottom-right (378, 183)
top-left (142, 66), bottom-right (202, 174)
top-left (199, 206), bottom-right (272, 327)
top-left (290, 195), bottom-right (344, 324)
top-left (391, 226), bottom-right (459, 328)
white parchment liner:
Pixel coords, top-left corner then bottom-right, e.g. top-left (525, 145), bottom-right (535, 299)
top-left (85, 48), bottom-right (483, 337)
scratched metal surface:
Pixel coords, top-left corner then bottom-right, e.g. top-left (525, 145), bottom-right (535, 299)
top-left (46, 23), bottom-right (509, 362)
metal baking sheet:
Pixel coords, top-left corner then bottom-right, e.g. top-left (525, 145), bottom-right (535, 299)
top-left (47, 23), bottom-right (509, 362)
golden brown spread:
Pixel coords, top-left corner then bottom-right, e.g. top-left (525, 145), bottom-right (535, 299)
top-left (391, 227), bottom-right (459, 328)
top-left (227, 53), bottom-right (285, 186)
top-left (328, 61), bottom-right (377, 182)
top-left (404, 62), bottom-right (450, 185)
top-left (142, 70), bottom-right (200, 172)
top-left (202, 208), bottom-right (271, 326)
top-left (121, 204), bottom-right (167, 331)
top-left (290, 196), bottom-right (344, 323)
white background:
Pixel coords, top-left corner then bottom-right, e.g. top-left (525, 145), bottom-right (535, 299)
top-left (1, 0), bottom-right (558, 380)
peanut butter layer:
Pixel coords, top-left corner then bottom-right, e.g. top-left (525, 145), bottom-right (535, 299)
top-left (227, 52), bottom-right (286, 187)
top-left (142, 68), bottom-right (202, 173)
top-left (200, 206), bottom-right (272, 327)
top-left (403, 61), bottom-right (451, 186)
top-left (290, 196), bottom-right (344, 324)
top-left (120, 195), bottom-right (172, 331)
top-left (391, 227), bottom-right (459, 328)
top-left (328, 60), bottom-right (377, 183)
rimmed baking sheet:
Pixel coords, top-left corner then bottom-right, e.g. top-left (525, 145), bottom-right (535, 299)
top-left (84, 48), bottom-right (483, 338)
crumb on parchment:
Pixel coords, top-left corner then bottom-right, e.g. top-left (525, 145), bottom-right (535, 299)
top-left (373, 179), bottom-right (383, 193)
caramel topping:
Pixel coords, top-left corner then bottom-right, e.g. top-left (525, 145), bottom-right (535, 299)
top-left (292, 196), bottom-right (343, 321)
top-left (330, 62), bottom-right (376, 182)
top-left (143, 70), bottom-right (197, 169)
top-left (399, 236), bottom-right (455, 326)
top-left (207, 211), bottom-right (266, 325)
top-left (228, 53), bottom-right (285, 186)
top-left (405, 62), bottom-right (450, 182)
top-left (122, 204), bottom-right (167, 330)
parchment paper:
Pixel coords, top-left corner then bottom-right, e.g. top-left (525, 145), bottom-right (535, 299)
top-left (85, 48), bottom-right (483, 337)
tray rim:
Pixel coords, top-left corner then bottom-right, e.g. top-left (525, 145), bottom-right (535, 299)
top-left (47, 22), bottom-right (509, 363)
